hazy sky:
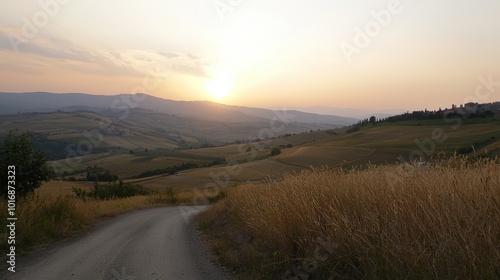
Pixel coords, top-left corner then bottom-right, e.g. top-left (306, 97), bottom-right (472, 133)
top-left (1, 0), bottom-right (499, 110)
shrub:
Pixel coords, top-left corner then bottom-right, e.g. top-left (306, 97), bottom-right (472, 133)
top-left (270, 147), bottom-right (281, 156)
top-left (72, 181), bottom-right (149, 200)
top-left (165, 186), bottom-right (178, 204)
top-left (346, 125), bottom-right (361, 133)
top-left (208, 190), bottom-right (226, 204)
top-left (131, 162), bottom-right (199, 179)
top-left (85, 165), bottom-right (118, 182)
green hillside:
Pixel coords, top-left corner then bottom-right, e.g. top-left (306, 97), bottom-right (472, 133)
top-left (124, 117), bottom-right (500, 190)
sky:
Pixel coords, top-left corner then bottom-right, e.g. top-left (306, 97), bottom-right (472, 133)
top-left (0, 0), bottom-right (499, 111)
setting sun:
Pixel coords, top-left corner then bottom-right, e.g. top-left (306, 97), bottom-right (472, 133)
top-left (206, 71), bottom-right (232, 100)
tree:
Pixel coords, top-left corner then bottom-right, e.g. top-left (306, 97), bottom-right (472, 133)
top-left (369, 116), bottom-right (376, 125)
top-left (0, 130), bottom-right (55, 198)
top-left (270, 147), bottom-right (281, 156)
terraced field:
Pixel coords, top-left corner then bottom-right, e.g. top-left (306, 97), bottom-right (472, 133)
top-left (85, 119), bottom-right (500, 190)
top-left (129, 158), bottom-right (305, 190)
top-left (52, 153), bottom-right (207, 179)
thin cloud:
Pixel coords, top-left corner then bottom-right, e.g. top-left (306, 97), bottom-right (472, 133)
top-left (117, 49), bottom-right (210, 78)
top-left (0, 25), bottom-right (211, 79)
top-left (158, 51), bottom-right (179, 58)
top-left (0, 27), bottom-right (97, 62)
top-left (187, 53), bottom-right (200, 60)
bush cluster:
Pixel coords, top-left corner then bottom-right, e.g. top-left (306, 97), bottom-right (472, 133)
top-left (72, 181), bottom-right (148, 200)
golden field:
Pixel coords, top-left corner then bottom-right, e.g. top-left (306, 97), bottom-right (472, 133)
top-left (200, 157), bottom-right (500, 279)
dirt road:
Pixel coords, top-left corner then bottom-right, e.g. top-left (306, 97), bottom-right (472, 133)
top-left (2, 206), bottom-right (233, 280)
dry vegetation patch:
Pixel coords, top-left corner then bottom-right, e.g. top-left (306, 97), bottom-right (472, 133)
top-left (200, 157), bottom-right (500, 279)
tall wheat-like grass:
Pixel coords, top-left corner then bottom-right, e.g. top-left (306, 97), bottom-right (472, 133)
top-left (211, 157), bottom-right (499, 279)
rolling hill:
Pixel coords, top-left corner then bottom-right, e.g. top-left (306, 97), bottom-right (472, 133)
top-left (0, 92), bottom-right (358, 126)
top-left (128, 117), bottom-right (500, 190)
top-left (2, 92), bottom-right (499, 192)
top-left (0, 108), bottom-right (344, 161)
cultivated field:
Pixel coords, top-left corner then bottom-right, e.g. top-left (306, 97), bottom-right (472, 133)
top-left (128, 158), bottom-right (305, 190)
top-left (7, 116), bottom-right (497, 190)
top-left (325, 119), bottom-right (500, 154)
top-left (69, 119), bottom-right (500, 189)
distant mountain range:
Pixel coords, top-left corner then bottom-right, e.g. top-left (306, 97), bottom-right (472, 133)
top-left (0, 92), bottom-right (358, 127)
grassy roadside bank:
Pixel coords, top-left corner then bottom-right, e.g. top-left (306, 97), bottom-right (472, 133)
top-left (199, 157), bottom-right (500, 279)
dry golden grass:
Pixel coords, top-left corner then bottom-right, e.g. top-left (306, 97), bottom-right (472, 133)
top-left (35, 180), bottom-right (94, 197)
top-left (201, 157), bottom-right (500, 279)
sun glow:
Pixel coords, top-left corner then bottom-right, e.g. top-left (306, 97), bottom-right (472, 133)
top-left (206, 70), bottom-right (233, 100)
